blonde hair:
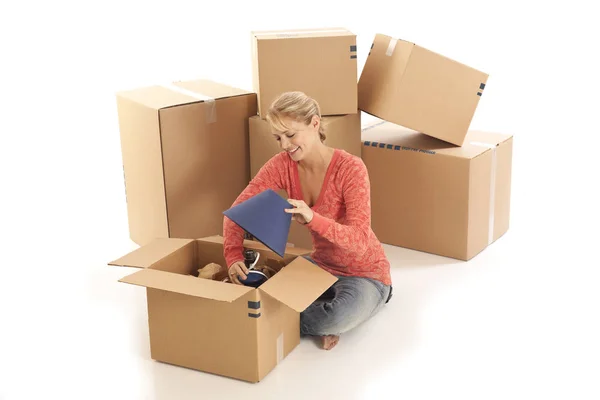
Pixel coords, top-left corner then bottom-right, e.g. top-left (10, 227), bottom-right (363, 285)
top-left (265, 91), bottom-right (326, 142)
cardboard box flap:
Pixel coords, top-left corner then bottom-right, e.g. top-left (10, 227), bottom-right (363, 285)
top-left (362, 121), bottom-right (485, 159)
top-left (108, 238), bottom-right (194, 269)
top-left (274, 245), bottom-right (312, 256)
top-left (197, 235), bottom-right (312, 257)
top-left (252, 27), bottom-right (353, 40)
top-left (258, 258), bottom-right (337, 312)
top-left (119, 268), bottom-right (253, 302)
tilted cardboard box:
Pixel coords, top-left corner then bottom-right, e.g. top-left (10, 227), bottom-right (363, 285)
top-left (361, 120), bottom-right (513, 260)
top-left (252, 28), bottom-right (357, 118)
top-left (358, 33), bottom-right (488, 146)
top-left (116, 80), bottom-right (257, 246)
top-left (109, 236), bottom-right (337, 382)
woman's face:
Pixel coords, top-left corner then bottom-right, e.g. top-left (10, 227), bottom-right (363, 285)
top-left (272, 115), bottom-right (320, 161)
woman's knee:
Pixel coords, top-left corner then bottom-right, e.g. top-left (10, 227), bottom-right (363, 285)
top-left (300, 304), bottom-right (351, 336)
top-left (300, 277), bottom-right (386, 335)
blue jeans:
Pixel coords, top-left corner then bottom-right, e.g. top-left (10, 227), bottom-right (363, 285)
top-left (300, 256), bottom-right (392, 336)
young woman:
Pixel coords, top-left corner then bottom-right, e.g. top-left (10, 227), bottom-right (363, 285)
top-left (223, 91), bottom-right (392, 350)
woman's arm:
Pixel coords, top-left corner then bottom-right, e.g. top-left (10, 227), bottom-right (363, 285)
top-left (223, 154), bottom-right (287, 267)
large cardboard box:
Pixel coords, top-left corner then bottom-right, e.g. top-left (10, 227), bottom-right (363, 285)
top-left (116, 80), bottom-right (257, 246)
top-left (358, 33), bottom-right (489, 146)
top-left (248, 113), bottom-right (362, 249)
top-left (109, 236), bottom-right (336, 382)
top-left (361, 120), bottom-right (513, 260)
top-left (251, 28), bottom-right (357, 118)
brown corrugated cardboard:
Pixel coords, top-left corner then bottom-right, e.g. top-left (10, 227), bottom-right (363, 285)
top-left (109, 236), bottom-right (336, 383)
top-left (116, 80), bottom-right (257, 246)
top-left (358, 33), bottom-right (489, 146)
top-left (361, 120), bottom-right (513, 260)
top-left (247, 113), bottom-right (362, 249)
top-left (251, 28), bottom-right (357, 118)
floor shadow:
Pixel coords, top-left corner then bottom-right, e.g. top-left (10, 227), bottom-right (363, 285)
top-left (383, 243), bottom-right (464, 269)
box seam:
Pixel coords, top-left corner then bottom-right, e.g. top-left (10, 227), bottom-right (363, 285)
top-left (157, 110), bottom-right (171, 237)
top-left (395, 41), bottom-right (414, 118)
top-left (255, 301), bottom-right (261, 382)
top-left (160, 92), bottom-right (252, 110)
top-left (465, 161), bottom-right (472, 258)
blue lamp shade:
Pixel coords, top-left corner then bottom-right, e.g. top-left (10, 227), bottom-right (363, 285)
top-left (223, 189), bottom-right (293, 257)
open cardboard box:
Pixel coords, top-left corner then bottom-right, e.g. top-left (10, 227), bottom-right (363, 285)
top-left (108, 235), bottom-right (337, 383)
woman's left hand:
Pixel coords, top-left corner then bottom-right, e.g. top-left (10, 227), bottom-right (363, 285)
top-left (285, 199), bottom-right (314, 225)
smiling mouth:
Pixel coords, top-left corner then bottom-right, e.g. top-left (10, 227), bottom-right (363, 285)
top-left (287, 147), bottom-right (299, 154)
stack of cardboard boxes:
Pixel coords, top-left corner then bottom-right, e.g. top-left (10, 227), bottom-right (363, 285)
top-left (248, 30), bottom-right (513, 259)
top-left (110, 28), bottom-right (513, 382)
top-left (249, 28), bottom-right (363, 248)
top-left (358, 33), bottom-right (513, 260)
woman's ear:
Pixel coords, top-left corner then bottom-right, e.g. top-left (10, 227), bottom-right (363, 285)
top-left (311, 114), bottom-right (320, 129)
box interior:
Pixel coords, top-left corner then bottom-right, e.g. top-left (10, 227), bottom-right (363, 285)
top-left (149, 239), bottom-right (297, 286)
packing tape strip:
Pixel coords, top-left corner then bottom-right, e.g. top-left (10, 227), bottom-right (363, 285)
top-left (276, 333), bottom-right (284, 364)
top-left (470, 141), bottom-right (497, 245)
top-left (386, 38), bottom-right (398, 56)
top-left (160, 83), bottom-right (217, 124)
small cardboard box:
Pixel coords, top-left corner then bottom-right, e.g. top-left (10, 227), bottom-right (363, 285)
top-left (358, 33), bottom-right (489, 146)
top-left (247, 113), bottom-right (362, 249)
top-left (116, 80), bottom-right (257, 246)
top-left (251, 28), bottom-right (357, 118)
top-left (109, 236), bottom-right (337, 382)
top-left (361, 120), bottom-right (513, 260)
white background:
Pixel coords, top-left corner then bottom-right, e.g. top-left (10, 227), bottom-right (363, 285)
top-left (1, 0), bottom-right (599, 399)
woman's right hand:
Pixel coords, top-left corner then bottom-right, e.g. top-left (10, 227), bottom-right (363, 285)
top-left (228, 261), bottom-right (249, 285)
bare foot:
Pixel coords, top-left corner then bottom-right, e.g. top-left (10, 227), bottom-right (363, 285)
top-left (321, 335), bottom-right (339, 350)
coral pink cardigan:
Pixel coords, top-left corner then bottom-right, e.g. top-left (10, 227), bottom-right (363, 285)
top-left (223, 149), bottom-right (392, 286)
